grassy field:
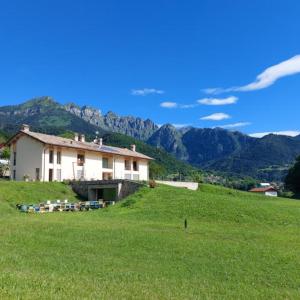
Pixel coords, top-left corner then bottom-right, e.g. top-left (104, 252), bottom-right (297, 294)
top-left (0, 181), bottom-right (300, 299)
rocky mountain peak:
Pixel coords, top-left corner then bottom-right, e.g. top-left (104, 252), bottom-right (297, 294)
top-left (64, 103), bottom-right (102, 127)
top-left (148, 123), bottom-right (188, 160)
top-left (64, 103), bottom-right (158, 140)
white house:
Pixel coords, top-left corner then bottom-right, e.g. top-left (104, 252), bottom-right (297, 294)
top-left (6, 125), bottom-right (152, 182)
top-left (249, 186), bottom-right (278, 197)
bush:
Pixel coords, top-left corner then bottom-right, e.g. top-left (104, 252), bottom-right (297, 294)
top-left (149, 180), bottom-right (156, 188)
top-left (285, 156), bottom-right (300, 196)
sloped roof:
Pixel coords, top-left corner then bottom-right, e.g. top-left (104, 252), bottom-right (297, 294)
top-left (7, 130), bottom-right (153, 160)
top-left (249, 186), bottom-right (277, 193)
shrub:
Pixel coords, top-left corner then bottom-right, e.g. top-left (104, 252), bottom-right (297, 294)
top-left (149, 180), bottom-right (156, 188)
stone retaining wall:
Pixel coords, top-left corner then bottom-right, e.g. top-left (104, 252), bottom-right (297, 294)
top-left (70, 180), bottom-right (144, 201)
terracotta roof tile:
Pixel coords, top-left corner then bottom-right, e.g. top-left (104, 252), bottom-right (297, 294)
top-left (249, 187), bottom-right (277, 193)
top-left (10, 130), bottom-right (153, 160)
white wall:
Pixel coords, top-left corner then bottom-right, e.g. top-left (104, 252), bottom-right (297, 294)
top-left (43, 148), bottom-right (149, 182)
top-left (156, 180), bottom-right (199, 190)
top-left (84, 151), bottom-right (102, 180)
top-left (44, 147), bottom-right (103, 181)
top-left (136, 159), bottom-right (148, 181)
top-left (11, 135), bottom-right (44, 181)
top-left (265, 191), bottom-right (278, 197)
top-left (114, 156), bottom-right (125, 179)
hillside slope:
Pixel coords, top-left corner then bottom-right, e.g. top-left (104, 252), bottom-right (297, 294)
top-left (0, 182), bottom-right (299, 299)
top-left (0, 97), bottom-right (106, 137)
top-left (151, 125), bottom-right (300, 180)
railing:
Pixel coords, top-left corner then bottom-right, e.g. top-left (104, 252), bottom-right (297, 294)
top-left (77, 159), bottom-right (84, 166)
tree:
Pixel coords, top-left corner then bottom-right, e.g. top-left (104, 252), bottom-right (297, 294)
top-left (190, 171), bottom-right (203, 183)
top-left (0, 147), bottom-right (10, 160)
top-left (149, 161), bottom-right (166, 179)
top-left (285, 156), bottom-right (300, 196)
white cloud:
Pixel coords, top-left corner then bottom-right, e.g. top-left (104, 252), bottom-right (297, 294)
top-left (204, 55), bottom-right (300, 94)
top-left (198, 96), bottom-right (238, 106)
top-left (180, 103), bottom-right (198, 108)
top-left (220, 122), bottom-right (251, 129)
top-left (201, 113), bottom-right (231, 121)
top-left (160, 102), bottom-right (197, 109)
top-left (160, 101), bottom-right (178, 108)
top-left (249, 131), bottom-right (300, 138)
top-left (131, 88), bottom-right (164, 96)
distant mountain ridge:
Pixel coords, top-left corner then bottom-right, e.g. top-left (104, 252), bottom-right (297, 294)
top-left (64, 102), bottom-right (158, 140)
top-left (1, 96), bottom-right (300, 181)
top-left (147, 125), bottom-right (300, 181)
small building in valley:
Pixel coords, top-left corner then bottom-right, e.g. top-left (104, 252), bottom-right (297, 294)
top-left (6, 125), bottom-right (152, 182)
top-left (249, 186), bottom-right (278, 197)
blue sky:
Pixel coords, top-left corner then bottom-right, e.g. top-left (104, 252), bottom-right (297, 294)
top-left (0, 0), bottom-right (300, 136)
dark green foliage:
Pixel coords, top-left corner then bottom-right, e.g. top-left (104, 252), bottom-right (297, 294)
top-left (0, 147), bottom-right (10, 159)
top-left (149, 161), bottom-right (166, 179)
top-left (285, 156), bottom-right (300, 197)
top-left (0, 129), bottom-right (8, 143)
top-left (0, 96), bottom-right (107, 137)
top-left (58, 130), bottom-right (77, 139)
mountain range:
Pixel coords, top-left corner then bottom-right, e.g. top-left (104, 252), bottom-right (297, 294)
top-left (1, 96), bottom-right (300, 182)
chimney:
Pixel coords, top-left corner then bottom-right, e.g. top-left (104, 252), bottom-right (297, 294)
top-left (74, 133), bottom-right (79, 141)
top-left (22, 124), bottom-right (30, 132)
top-left (99, 138), bottom-right (103, 146)
top-left (80, 134), bottom-right (85, 143)
top-left (131, 144), bottom-right (136, 152)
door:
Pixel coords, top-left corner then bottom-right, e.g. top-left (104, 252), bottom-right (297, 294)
top-left (49, 169), bottom-right (53, 182)
top-left (35, 168), bottom-right (40, 181)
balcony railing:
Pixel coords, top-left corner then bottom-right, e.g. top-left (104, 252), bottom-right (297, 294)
top-left (77, 159), bottom-right (84, 166)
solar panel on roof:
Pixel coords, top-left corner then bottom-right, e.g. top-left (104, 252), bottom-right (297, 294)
top-left (99, 146), bottom-right (120, 153)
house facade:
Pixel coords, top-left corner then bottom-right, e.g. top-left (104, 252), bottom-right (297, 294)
top-left (249, 186), bottom-right (278, 197)
top-left (7, 125), bottom-right (152, 182)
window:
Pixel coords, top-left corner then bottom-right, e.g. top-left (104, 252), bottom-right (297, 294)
top-left (35, 168), bottom-right (40, 181)
top-left (13, 152), bottom-right (16, 166)
top-left (102, 157), bottom-right (109, 168)
top-left (49, 150), bottom-right (54, 164)
top-left (133, 174), bottom-right (140, 181)
top-left (77, 154), bottom-right (85, 166)
top-left (125, 160), bottom-right (131, 171)
top-left (125, 174), bottom-right (131, 180)
top-left (57, 151), bottom-right (61, 164)
top-left (133, 161), bottom-right (138, 171)
top-left (57, 169), bottom-right (62, 181)
top-left (13, 170), bottom-right (16, 180)
top-left (102, 172), bottom-right (112, 180)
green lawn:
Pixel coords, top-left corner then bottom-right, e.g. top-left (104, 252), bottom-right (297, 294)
top-left (0, 182), bottom-right (300, 299)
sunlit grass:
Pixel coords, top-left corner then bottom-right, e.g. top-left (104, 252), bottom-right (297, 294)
top-left (0, 182), bottom-right (299, 299)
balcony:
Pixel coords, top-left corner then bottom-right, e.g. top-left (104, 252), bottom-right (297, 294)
top-left (77, 159), bottom-right (85, 167)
